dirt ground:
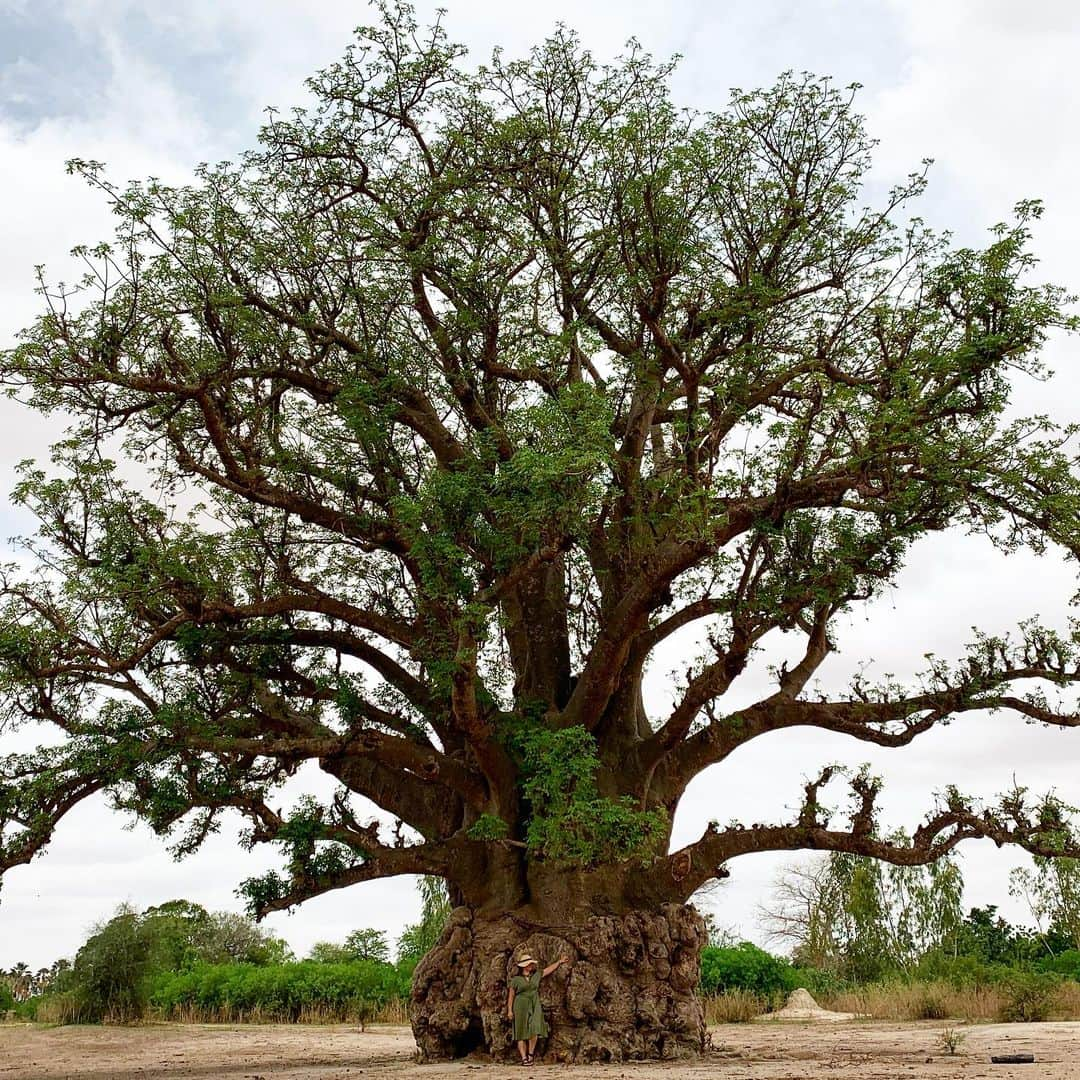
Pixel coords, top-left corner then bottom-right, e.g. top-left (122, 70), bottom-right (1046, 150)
top-left (0, 1020), bottom-right (1077, 1080)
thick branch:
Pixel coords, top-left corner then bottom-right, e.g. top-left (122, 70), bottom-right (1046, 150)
top-left (666, 771), bottom-right (1080, 898)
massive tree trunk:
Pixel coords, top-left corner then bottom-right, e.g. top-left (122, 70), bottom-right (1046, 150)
top-left (410, 901), bottom-right (707, 1063)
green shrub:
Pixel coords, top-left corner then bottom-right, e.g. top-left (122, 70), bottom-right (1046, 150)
top-left (1036, 949), bottom-right (1080, 982)
top-left (66, 904), bottom-right (164, 1021)
top-left (15, 998), bottom-right (39, 1021)
top-left (149, 959), bottom-right (410, 1021)
top-left (915, 951), bottom-right (1012, 988)
top-left (38, 901), bottom-right (299, 1025)
top-left (998, 972), bottom-right (1060, 1022)
top-left (699, 943), bottom-right (795, 997)
top-left (787, 966), bottom-right (846, 998)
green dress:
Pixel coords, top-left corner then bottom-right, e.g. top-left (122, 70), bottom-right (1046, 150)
top-left (510, 969), bottom-right (548, 1041)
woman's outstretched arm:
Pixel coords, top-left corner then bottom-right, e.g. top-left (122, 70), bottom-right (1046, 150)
top-left (541, 956), bottom-right (569, 977)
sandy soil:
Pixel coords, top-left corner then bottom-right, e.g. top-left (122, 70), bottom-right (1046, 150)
top-left (0, 1020), bottom-right (1077, 1080)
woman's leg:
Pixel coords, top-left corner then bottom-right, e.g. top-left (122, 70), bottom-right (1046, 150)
top-left (527, 1035), bottom-right (538, 1059)
top-left (517, 1039), bottom-right (528, 1062)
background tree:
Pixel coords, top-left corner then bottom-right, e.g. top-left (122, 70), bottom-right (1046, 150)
top-left (307, 940), bottom-right (351, 964)
top-left (945, 904), bottom-right (1044, 967)
top-left (396, 877), bottom-right (451, 970)
top-left (1011, 856), bottom-right (1080, 952)
top-left (345, 927), bottom-right (391, 964)
top-left (2, 1), bottom-right (1080, 1061)
top-left (37, 901), bottom-right (293, 1022)
top-left (192, 910), bottom-right (294, 966)
top-left (2, 962), bottom-right (32, 1004)
top-left (761, 846), bottom-right (963, 980)
top-left (60, 903), bottom-right (164, 1022)
top-left (308, 926), bottom-right (389, 964)
top-left (759, 857), bottom-right (847, 971)
top-left (132, 899), bottom-right (294, 969)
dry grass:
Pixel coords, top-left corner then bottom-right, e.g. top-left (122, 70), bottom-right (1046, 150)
top-left (33, 997), bottom-right (410, 1027)
top-left (703, 990), bottom-right (773, 1023)
top-left (818, 983), bottom-right (1000, 1021)
top-left (153, 999), bottom-right (409, 1026)
top-left (371, 998), bottom-right (410, 1025)
top-left (32, 997), bottom-right (93, 1025)
top-left (703, 979), bottom-right (1080, 1025)
top-left (1056, 980), bottom-right (1080, 1017)
top-left (819, 979), bottom-right (1080, 1022)
top-left (34, 982), bottom-right (1080, 1030)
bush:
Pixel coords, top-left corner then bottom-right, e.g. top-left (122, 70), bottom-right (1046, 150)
top-left (787, 965), bottom-right (846, 998)
top-left (998, 973), bottom-right (1060, 1022)
top-left (14, 999), bottom-right (37, 1021)
top-left (35, 901), bottom-right (302, 1025)
top-left (149, 959), bottom-right (410, 1021)
top-left (65, 904), bottom-right (164, 1022)
top-left (699, 943), bottom-right (795, 997)
top-left (1036, 949), bottom-right (1080, 982)
top-left (915, 950), bottom-right (1013, 988)
top-left (912, 987), bottom-right (950, 1020)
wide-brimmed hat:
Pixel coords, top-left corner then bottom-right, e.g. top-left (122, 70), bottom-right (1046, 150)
top-left (515, 954), bottom-right (537, 967)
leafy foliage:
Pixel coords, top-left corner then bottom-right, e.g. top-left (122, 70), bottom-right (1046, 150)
top-left (307, 928), bottom-right (389, 964)
top-left (343, 928), bottom-right (391, 964)
top-left (1039, 949), bottom-right (1080, 981)
top-left (144, 901), bottom-right (294, 968)
top-left (58, 903), bottom-right (165, 1023)
top-left (149, 958), bottom-right (409, 1020)
top-left (942, 904), bottom-right (1050, 967)
top-left (465, 814), bottom-right (510, 842)
top-left (1011, 856), bottom-right (1080, 950)
top-left (509, 723), bottom-right (667, 864)
top-left (998, 971), bottom-right (1061, 1022)
top-left (38, 902), bottom-right (292, 1022)
top-left (699, 942), bottom-right (796, 997)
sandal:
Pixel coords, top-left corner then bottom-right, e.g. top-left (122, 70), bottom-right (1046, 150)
top-left (524, 1054), bottom-right (533, 1065)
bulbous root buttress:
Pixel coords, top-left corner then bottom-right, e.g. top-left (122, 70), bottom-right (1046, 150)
top-left (410, 903), bottom-right (707, 1063)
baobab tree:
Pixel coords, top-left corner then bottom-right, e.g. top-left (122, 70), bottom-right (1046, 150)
top-left (2, 3), bottom-right (1080, 1062)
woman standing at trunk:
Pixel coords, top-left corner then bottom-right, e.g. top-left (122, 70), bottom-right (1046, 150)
top-left (506, 953), bottom-right (569, 1064)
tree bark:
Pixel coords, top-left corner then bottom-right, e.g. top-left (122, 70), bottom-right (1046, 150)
top-left (410, 902), bottom-right (707, 1062)
top-left (503, 556), bottom-right (573, 709)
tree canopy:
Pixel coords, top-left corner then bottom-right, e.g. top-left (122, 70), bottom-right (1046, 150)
top-left (2, 2), bottom-right (1080, 924)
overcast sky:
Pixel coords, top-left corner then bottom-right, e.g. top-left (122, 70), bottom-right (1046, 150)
top-left (2, 0), bottom-right (1080, 970)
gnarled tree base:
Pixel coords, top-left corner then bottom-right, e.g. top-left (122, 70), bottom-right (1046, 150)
top-left (410, 903), bottom-right (706, 1063)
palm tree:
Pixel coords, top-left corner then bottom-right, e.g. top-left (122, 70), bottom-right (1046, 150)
top-left (7, 963), bottom-right (31, 1002)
